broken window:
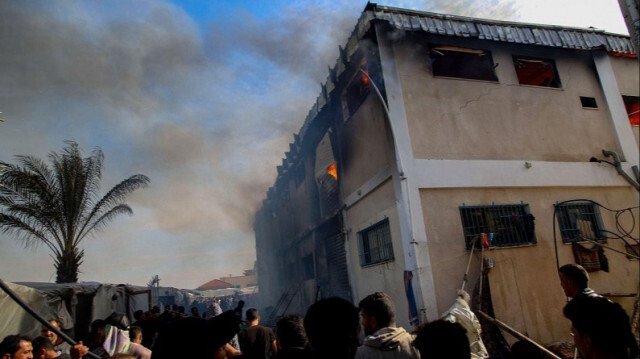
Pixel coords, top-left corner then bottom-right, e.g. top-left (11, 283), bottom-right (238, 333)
top-left (555, 202), bottom-right (605, 243)
top-left (315, 132), bottom-right (340, 217)
top-left (513, 56), bottom-right (561, 88)
top-left (623, 95), bottom-right (639, 126)
top-left (358, 218), bottom-right (394, 266)
top-left (429, 45), bottom-right (498, 81)
top-left (341, 58), bottom-right (371, 121)
top-left (459, 203), bottom-right (536, 249)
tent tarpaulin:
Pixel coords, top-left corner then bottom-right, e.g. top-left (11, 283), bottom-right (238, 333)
top-left (1, 281), bottom-right (150, 340)
top-left (0, 282), bottom-right (52, 338)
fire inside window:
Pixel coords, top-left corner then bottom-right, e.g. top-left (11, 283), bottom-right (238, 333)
top-left (513, 57), bottom-right (561, 88)
top-left (623, 95), bottom-right (639, 126)
top-left (341, 59), bottom-right (371, 121)
top-left (430, 45), bottom-right (498, 81)
top-left (326, 163), bottom-right (337, 180)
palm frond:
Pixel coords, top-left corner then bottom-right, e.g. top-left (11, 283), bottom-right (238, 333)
top-left (76, 174), bottom-right (149, 240)
top-left (0, 213), bottom-right (61, 256)
top-left (75, 204), bottom-right (134, 246)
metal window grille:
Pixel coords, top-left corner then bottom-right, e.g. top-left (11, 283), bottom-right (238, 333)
top-left (555, 202), bottom-right (605, 243)
top-left (359, 218), bottom-right (394, 266)
top-left (459, 203), bottom-right (536, 249)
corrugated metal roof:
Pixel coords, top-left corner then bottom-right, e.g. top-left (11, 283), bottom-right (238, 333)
top-left (369, 3), bottom-right (635, 54)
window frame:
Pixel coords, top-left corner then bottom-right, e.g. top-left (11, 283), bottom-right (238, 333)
top-left (459, 203), bottom-right (536, 249)
top-left (341, 59), bottom-right (372, 121)
top-left (429, 45), bottom-right (498, 82)
top-left (358, 218), bottom-right (394, 267)
top-left (512, 56), bottom-right (562, 88)
top-left (555, 202), bottom-right (606, 243)
top-left (622, 95), bottom-right (639, 126)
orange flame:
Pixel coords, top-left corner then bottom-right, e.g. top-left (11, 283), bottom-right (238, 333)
top-left (326, 163), bottom-right (338, 180)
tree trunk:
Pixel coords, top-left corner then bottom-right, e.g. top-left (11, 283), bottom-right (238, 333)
top-left (55, 248), bottom-right (84, 283)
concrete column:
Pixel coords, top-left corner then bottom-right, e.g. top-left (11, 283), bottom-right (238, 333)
top-left (592, 51), bottom-right (639, 169)
top-left (375, 22), bottom-right (439, 322)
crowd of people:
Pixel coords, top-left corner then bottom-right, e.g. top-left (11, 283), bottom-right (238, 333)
top-left (1, 266), bottom-right (637, 359)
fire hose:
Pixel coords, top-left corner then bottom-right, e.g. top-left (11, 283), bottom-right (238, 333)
top-left (0, 278), bottom-right (100, 359)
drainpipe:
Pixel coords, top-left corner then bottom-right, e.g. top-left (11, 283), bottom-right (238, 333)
top-left (600, 149), bottom-right (640, 191)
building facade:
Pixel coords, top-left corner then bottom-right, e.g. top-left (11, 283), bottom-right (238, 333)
top-left (254, 3), bottom-right (639, 346)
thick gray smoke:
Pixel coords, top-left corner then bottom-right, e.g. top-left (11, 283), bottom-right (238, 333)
top-left (0, 0), bottom-right (518, 288)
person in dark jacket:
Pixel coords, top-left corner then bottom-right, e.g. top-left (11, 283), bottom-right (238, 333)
top-left (275, 314), bottom-right (309, 359)
top-left (304, 297), bottom-right (360, 359)
top-left (564, 295), bottom-right (637, 359)
top-left (238, 308), bottom-right (276, 359)
top-left (558, 264), bottom-right (600, 302)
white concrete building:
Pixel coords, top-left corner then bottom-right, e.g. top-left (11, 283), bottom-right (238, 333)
top-left (254, 3), bottom-right (639, 347)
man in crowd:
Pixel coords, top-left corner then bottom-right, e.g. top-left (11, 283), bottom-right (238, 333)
top-left (238, 308), bottom-right (277, 359)
top-left (275, 314), bottom-right (309, 359)
top-left (32, 336), bottom-right (62, 359)
top-left (40, 320), bottom-right (70, 356)
top-left (0, 335), bottom-right (33, 359)
top-left (558, 264), bottom-right (599, 302)
top-left (304, 297), bottom-right (360, 359)
top-left (563, 295), bottom-right (637, 359)
top-left (355, 292), bottom-right (420, 359)
top-left (127, 326), bottom-right (151, 359)
top-left (413, 320), bottom-right (469, 359)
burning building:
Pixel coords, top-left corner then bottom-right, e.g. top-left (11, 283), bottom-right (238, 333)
top-left (254, 2), bottom-right (639, 348)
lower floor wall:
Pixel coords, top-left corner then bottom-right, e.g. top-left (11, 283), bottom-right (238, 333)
top-left (419, 186), bottom-right (639, 345)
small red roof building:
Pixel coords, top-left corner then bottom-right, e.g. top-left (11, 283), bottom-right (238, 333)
top-left (196, 279), bottom-right (233, 291)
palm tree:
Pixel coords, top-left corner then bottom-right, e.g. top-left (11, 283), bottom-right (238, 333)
top-left (0, 141), bottom-right (150, 283)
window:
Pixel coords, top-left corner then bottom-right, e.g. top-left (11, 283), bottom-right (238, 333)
top-left (580, 96), bottom-right (598, 109)
top-left (430, 45), bottom-right (498, 81)
top-left (459, 203), bottom-right (536, 249)
top-left (358, 218), bottom-right (394, 266)
top-left (623, 95), bottom-right (639, 126)
top-left (342, 58), bottom-right (371, 120)
top-left (513, 56), bottom-right (561, 88)
top-left (556, 202), bottom-right (605, 243)
top-left (302, 254), bottom-right (315, 279)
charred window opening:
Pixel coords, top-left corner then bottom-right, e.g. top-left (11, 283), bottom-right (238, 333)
top-left (556, 202), bottom-right (605, 244)
top-left (429, 45), bottom-right (498, 81)
top-left (342, 58), bottom-right (371, 121)
top-left (302, 254), bottom-right (315, 280)
top-left (513, 56), bottom-right (561, 88)
top-left (623, 95), bottom-right (639, 126)
top-left (580, 96), bottom-right (598, 109)
top-left (358, 218), bottom-right (394, 266)
top-left (459, 203), bottom-right (536, 249)
top-left (315, 132), bottom-right (340, 218)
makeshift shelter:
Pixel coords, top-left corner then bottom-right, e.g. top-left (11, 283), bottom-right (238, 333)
top-left (0, 281), bottom-right (150, 340)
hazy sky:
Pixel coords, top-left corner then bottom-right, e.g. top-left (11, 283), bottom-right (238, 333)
top-left (0, 0), bottom-right (628, 289)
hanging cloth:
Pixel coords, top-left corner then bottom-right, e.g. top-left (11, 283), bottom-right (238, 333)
top-left (571, 242), bottom-right (609, 272)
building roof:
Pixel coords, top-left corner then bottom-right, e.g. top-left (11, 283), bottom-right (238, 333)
top-left (196, 279), bottom-right (233, 291)
top-left (220, 274), bottom-right (257, 288)
top-left (365, 3), bottom-right (635, 54)
top-left (267, 2), bottom-right (635, 198)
